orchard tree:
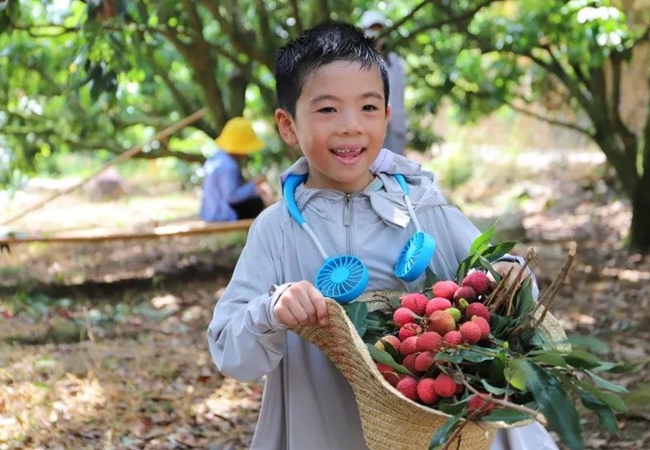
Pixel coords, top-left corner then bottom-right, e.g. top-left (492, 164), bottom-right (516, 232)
top-left (394, 0), bottom-right (650, 252)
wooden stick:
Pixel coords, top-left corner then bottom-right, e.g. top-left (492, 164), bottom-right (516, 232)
top-left (0, 218), bottom-right (253, 245)
top-left (1, 108), bottom-right (207, 226)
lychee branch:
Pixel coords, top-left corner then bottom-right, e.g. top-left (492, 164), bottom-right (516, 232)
top-left (453, 367), bottom-right (548, 426)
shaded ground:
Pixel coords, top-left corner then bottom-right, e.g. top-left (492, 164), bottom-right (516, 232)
top-left (1, 149), bottom-right (649, 449)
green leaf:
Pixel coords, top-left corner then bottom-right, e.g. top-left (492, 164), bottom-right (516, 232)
top-left (566, 335), bottom-right (611, 355)
top-left (579, 391), bottom-right (620, 436)
top-left (469, 224), bottom-right (496, 255)
top-left (520, 360), bottom-right (584, 450)
top-left (343, 302), bottom-right (368, 338)
top-left (428, 414), bottom-right (463, 449)
top-left (424, 267), bottom-right (440, 291)
top-left (482, 241), bottom-right (518, 261)
top-left (504, 359), bottom-right (528, 391)
top-left (477, 255), bottom-right (503, 284)
top-left (565, 350), bottom-right (603, 370)
top-left (482, 409), bottom-right (531, 423)
top-left (366, 344), bottom-right (411, 375)
top-left (480, 378), bottom-right (507, 396)
top-left (532, 352), bottom-right (567, 367)
top-left (574, 379), bottom-right (628, 413)
top-left (585, 370), bottom-right (628, 394)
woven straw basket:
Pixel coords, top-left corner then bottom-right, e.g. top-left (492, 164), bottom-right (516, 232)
top-left (291, 291), bottom-right (568, 450)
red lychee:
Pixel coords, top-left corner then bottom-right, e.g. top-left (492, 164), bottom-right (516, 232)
top-left (414, 351), bottom-right (436, 372)
top-left (428, 310), bottom-right (456, 335)
top-left (432, 280), bottom-right (460, 300)
top-left (443, 330), bottom-right (463, 346)
top-left (399, 336), bottom-right (419, 356)
top-left (471, 316), bottom-right (491, 339)
top-left (417, 378), bottom-right (440, 404)
top-left (376, 363), bottom-right (402, 386)
top-left (400, 293), bottom-right (429, 316)
top-left (425, 297), bottom-right (452, 316)
top-left (459, 321), bottom-right (482, 345)
top-left (399, 323), bottom-right (423, 341)
top-left (396, 376), bottom-right (419, 401)
top-left (416, 331), bottom-right (444, 352)
top-left (453, 285), bottom-right (477, 304)
top-left (462, 270), bottom-right (492, 296)
top-left (376, 335), bottom-right (401, 354)
top-left (402, 354), bottom-right (419, 375)
top-left (465, 302), bottom-right (491, 322)
top-left (467, 393), bottom-right (494, 416)
top-left (433, 374), bottom-right (457, 398)
top-left (393, 307), bottom-right (416, 327)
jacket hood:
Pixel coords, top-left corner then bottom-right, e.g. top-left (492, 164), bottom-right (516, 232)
top-left (278, 149), bottom-right (447, 229)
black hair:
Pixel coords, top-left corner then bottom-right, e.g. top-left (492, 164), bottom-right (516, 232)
top-left (275, 21), bottom-right (390, 117)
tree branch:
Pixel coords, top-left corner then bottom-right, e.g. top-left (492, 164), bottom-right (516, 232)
top-left (394, 0), bottom-right (500, 47)
top-left (507, 102), bottom-right (594, 137)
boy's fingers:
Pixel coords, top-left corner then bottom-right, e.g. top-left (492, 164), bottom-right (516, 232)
top-left (305, 283), bottom-right (329, 326)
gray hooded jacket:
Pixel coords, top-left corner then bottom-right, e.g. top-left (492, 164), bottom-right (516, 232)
top-left (207, 151), bottom-right (558, 450)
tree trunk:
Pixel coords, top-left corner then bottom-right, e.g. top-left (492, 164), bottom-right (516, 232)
top-left (629, 167), bottom-right (650, 253)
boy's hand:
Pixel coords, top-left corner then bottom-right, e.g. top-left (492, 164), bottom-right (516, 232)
top-left (490, 261), bottom-right (528, 288)
top-left (273, 280), bottom-right (329, 327)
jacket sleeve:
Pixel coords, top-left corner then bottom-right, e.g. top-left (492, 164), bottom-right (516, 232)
top-left (207, 212), bottom-right (288, 382)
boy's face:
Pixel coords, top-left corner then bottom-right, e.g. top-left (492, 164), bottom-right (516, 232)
top-left (276, 60), bottom-right (390, 193)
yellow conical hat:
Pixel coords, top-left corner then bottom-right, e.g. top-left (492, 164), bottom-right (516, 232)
top-left (215, 117), bottom-right (265, 155)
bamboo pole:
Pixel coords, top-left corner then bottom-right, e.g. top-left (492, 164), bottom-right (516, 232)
top-left (1, 108), bottom-right (207, 226)
top-left (0, 218), bottom-right (253, 245)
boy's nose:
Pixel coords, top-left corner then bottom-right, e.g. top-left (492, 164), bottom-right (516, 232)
top-left (339, 111), bottom-right (363, 135)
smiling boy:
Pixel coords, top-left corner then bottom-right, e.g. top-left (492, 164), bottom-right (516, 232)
top-left (207, 22), bottom-right (558, 450)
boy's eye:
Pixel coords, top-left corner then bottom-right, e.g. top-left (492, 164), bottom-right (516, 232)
top-left (317, 107), bottom-right (336, 113)
top-left (362, 104), bottom-right (379, 111)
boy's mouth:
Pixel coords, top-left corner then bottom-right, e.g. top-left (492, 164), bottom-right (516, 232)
top-left (331, 147), bottom-right (365, 159)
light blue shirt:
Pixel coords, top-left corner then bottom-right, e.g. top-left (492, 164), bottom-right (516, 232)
top-left (199, 149), bottom-right (257, 222)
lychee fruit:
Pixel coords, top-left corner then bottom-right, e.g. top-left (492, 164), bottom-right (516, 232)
top-left (459, 321), bottom-right (482, 345)
top-left (414, 351), bottom-right (436, 372)
top-left (467, 393), bottom-right (494, 416)
top-left (376, 335), bottom-right (401, 352)
top-left (376, 363), bottom-right (402, 386)
top-left (425, 297), bottom-right (453, 316)
top-left (400, 293), bottom-right (429, 316)
top-left (453, 285), bottom-right (477, 304)
top-left (416, 331), bottom-right (444, 352)
top-left (402, 353), bottom-right (419, 374)
top-left (399, 336), bottom-right (419, 356)
top-left (432, 280), bottom-right (460, 300)
top-left (462, 270), bottom-right (492, 296)
top-left (393, 307), bottom-right (416, 327)
top-left (396, 376), bottom-right (419, 401)
top-left (443, 330), bottom-right (463, 346)
top-left (399, 323), bottom-right (422, 341)
top-left (465, 302), bottom-right (491, 322)
top-left (417, 378), bottom-right (440, 404)
top-left (471, 316), bottom-right (491, 339)
top-left (428, 310), bottom-right (456, 335)
top-left (445, 307), bottom-right (461, 322)
top-left (433, 374), bottom-right (457, 398)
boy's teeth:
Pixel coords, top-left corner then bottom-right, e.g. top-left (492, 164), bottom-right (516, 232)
top-left (333, 148), bottom-right (361, 154)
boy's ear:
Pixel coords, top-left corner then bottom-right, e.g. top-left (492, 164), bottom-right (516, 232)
top-left (385, 104), bottom-right (392, 122)
top-left (275, 108), bottom-right (299, 147)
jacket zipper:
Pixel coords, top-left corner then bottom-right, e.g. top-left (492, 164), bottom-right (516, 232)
top-left (343, 194), bottom-right (352, 254)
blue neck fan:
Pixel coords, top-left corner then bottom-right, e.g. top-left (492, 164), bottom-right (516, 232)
top-left (392, 174), bottom-right (437, 282)
top-left (283, 173), bottom-right (436, 303)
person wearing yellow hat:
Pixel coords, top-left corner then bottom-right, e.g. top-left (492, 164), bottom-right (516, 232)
top-left (199, 117), bottom-right (270, 222)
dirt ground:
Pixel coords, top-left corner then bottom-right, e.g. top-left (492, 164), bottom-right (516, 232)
top-left (1, 150), bottom-right (649, 450)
